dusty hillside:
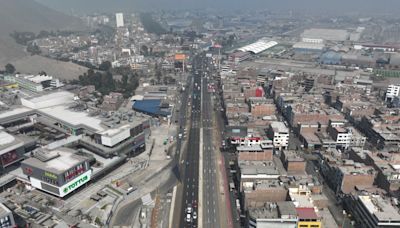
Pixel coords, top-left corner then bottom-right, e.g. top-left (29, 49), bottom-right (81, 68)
top-left (0, 0), bottom-right (85, 68)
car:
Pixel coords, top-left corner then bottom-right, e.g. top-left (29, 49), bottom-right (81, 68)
top-left (186, 205), bottom-right (192, 213)
top-left (193, 211), bottom-right (197, 220)
top-left (186, 213), bottom-right (191, 222)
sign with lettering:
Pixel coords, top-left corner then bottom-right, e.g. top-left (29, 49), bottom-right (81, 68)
top-left (44, 172), bottom-right (57, 180)
top-left (59, 170), bottom-right (91, 197)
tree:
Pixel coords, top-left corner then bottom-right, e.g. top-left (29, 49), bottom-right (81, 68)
top-left (99, 61), bottom-right (112, 71)
top-left (5, 63), bottom-right (15, 74)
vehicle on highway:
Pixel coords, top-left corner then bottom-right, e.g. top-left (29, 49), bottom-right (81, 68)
top-left (193, 211), bottom-right (197, 220)
top-left (186, 213), bottom-right (191, 222)
top-left (178, 133), bottom-right (182, 139)
top-left (186, 205), bottom-right (192, 213)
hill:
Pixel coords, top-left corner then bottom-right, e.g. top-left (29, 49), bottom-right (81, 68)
top-left (0, 0), bottom-right (85, 65)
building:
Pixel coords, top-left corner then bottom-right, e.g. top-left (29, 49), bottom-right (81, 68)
top-left (0, 130), bottom-right (35, 171)
top-left (237, 39), bottom-right (278, 54)
top-left (301, 28), bottom-right (349, 42)
top-left (293, 42), bottom-right (325, 54)
top-left (345, 193), bottom-right (400, 228)
top-left (267, 122), bottom-right (289, 150)
top-left (0, 203), bottom-right (15, 228)
top-left (21, 148), bottom-right (91, 197)
top-left (116, 13), bottom-right (124, 27)
top-left (280, 150), bottom-right (306, 174)
top-left (101, 92), bottom-right (124, 111)
top-left (296, 208), bottom-right (322, 228)
top-left (385, 84), bottom-right (400, 102)
top-left (0, 91), bottom-right (149, 158)
top-left (319, 51), bottom-right (342, 65)
top-left (248, 202), bottom-right (298, 228)
top-left (4, 74), bottom-right (63, 92)
top-left (229, 51), bottom-right (251, 64)
top-left (319, 152), bottom-right (376, 194)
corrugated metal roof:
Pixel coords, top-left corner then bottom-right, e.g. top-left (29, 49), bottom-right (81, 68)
top-left (132, 99), bottom-right (170, 117)
top-left (238, 40), bottom-right (278, 54)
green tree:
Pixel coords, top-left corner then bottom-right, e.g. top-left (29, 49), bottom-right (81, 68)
top-left (99, 61), bottom-right (112, 71)
top-left (5, 63), bottom-right (15, 74)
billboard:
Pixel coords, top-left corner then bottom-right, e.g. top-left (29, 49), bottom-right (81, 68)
top-left (29, 170), bottom-right (92, 197)
top-left (174, 53), bottom-right (186, 61)
top-left (1, 150), bottom-right (18, 167)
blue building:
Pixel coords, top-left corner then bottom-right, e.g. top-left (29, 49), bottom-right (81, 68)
top-left (320, 51), bottom-right (342, 65)
top-left (132, 99), bottom-right (171, 117)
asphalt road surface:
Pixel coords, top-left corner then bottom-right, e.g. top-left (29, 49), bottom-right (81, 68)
top-left (201, 66), bottom-right (220, 228)
top-left (178, 59), bottom-right (202, 228)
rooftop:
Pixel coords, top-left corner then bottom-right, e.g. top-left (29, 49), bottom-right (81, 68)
top-left (359, 195), bottom-right (400, 221)
top-left (248, 201), bottom-right (297, 220)
top-left (270, 121), bottom-right (289, 133)
top-left (22, 148), bottom-right (88, 174)
top-left (301, 28), bottom-right (349, 41)
top-left (0, 131), bottom-right (24, 155)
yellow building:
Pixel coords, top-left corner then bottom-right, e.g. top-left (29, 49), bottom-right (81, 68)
top-left (296, 208), bottom-right (322, 228)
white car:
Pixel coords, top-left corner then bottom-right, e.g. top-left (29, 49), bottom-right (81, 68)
top-left (193, 211), bottom-right (197, 220)
top-left (186, 206), bottom-right (192, 214)
top-left (186, 213), bottom-right (191, 222)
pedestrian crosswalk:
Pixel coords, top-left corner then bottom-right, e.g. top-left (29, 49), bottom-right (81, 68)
top-left (141, 193), bottom-right (154, 206)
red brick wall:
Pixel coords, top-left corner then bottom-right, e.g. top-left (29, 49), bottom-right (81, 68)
top-left (341, 174), bottom-right (375, 194)
top-left (244, 188), bottom-right (288, 208)
top-left (238, 150), bottom-right (273, 161)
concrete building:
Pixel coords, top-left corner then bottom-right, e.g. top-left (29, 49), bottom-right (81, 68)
top-left (0, 91), bottom-right (148, 158)
top-left (319, 151), bottom-right (376, 194)
top-left (280, 150), bottom-right (306, 174)
top-left (0, 203), bottom-right (15, 228)
top-left (4, 74), bottom-right (62, 92)
top-left (385, 84), bottom-right (400, 102)
top-left (0, 130), bottom-right (35, 171)
top-left (248, 202), bottom-right (298, 228)
top-left (21, 148), bottom-right (91, 197)
top-left (229, 51), bottom-right (251, 64)
top-left (301, 28), bottom-right (349, 42)
top-left (116, 13), bottom-right (124, 27)
top-left (345, 193), bottom-right (400, 228)
top-left (267, 122), bottom-right (289, 150)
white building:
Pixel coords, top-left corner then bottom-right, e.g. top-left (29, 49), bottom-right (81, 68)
top-left (267, 121), bottom-right (289, 150)
top-left (116, 13), bottom-right (124, 28)
top-left (385, 84), bottom-right (400, 102)
top-left (301, 38), bottom-right (324, 44)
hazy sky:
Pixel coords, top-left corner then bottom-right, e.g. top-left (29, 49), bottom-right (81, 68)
top-left (35, 0), bottom-right (400, 15)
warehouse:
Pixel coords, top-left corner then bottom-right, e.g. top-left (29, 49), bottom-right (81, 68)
top-left (319, 51), bottom-right (342, 65)
top-left (293, 42), bottom-right (325, 54)
top-left (301, 28), bottom-right (349, 42)
top-left (237, 39), bottom-right (278, 54)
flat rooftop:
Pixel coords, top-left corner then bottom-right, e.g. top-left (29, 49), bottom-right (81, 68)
top-left (270, 121), bottom-right (289, 133)
top-left (248, 201), bottom-right (297, 220)
top-left (0, 131), bottom-right (24, 155)
top-left (359, 195), bottom-right (400, 221)
top-left (22, 148), bottom-right (87, 174)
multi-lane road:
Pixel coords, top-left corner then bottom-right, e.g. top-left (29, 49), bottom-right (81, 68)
top-left (174, 53), bottom-right (222, 228)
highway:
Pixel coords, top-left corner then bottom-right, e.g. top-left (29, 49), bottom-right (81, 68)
top-left (201, 60), bottom-right (220, 228)
top-left (177, 55), bottom-right (202, 228)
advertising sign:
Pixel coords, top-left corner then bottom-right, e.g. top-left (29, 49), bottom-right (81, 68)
top-left (59, 170), bottom-right (92, 197)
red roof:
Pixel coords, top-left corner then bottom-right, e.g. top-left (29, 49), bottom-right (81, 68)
top-left (296, 208), bottom-right (318, 219)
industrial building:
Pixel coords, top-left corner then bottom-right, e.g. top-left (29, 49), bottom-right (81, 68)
top-left (319, 51), bottom-right (342, 65)
top-left (301, 28), bottom-right (349, 42)
top-left (293, 42), bottom-right (325, 54)
top-left (237, 39), bottom-right (278, 54)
